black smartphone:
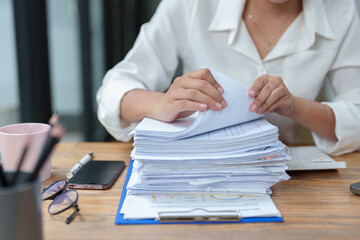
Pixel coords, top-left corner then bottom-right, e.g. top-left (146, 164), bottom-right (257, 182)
top-left (67, 160), bottom-right (125, 190)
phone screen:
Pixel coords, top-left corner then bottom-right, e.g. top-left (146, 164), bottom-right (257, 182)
top-left (67, 160), bottom-right (125, 190)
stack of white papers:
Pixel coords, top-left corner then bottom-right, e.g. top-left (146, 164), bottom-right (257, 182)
top-left (128, 128), bottom-right (289, 195)
top-left (121, 69), bottom-right (290, 220)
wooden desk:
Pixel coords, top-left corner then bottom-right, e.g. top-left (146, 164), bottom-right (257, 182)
top-left (43, 142), bottom-right (360, 240)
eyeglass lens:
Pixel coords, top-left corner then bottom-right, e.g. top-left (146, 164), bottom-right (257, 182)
top-left (41, 179), bottom-right (67, 200)
top-left (49, 190), bottom-right (78, 214)
top-left (49, 189), bottom-right (79, 224)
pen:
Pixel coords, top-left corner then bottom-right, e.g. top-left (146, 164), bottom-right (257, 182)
top-left (66, 152), bottom-right (93, 179)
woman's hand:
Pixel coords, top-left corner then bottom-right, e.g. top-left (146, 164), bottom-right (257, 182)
top-left (148, 68), bottom-right (227, 122)
top-left (248, 74), bottom-right (296, 116)
top-left (247, 74), bottom-right (337, 141)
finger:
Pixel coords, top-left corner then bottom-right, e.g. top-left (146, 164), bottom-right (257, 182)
top-left (249, 82), bottom-right (278, 113)
top-left (183, 79), bottom-right (227, 108)
top-left (177, 111), bottom-right (198, 119)
top-left (257, 86), bottom-right (286, 114)
top-left (173, 73), bottom-right (227, 108)
top-left (175, 88), bottom-right (223, 111)
top-left (190, 68), bottom-right (224, 94)
top-left (263, 96), bottom-right (286, 114)
top-left (174, 100), bottom-right (208, 113)
top-left (248, 75), bottom-right (269, 98)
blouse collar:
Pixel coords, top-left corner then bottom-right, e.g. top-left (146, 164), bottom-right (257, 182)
top-left (208, 0), bottom-right (335, 62)
top-left (208, 0), bottom-right (334, 38)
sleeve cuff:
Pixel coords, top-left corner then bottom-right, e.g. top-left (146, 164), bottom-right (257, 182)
top-left (311, 101), bottom-right (360, 156)
top-left (97, 75), bottom-right (146, 142)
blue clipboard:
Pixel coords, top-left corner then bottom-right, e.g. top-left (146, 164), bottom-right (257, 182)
top-left (115, 160), bottom-right (284, 225)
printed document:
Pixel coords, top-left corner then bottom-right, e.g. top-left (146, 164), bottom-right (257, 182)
top-left (120, 193), bottom-right (281, 220)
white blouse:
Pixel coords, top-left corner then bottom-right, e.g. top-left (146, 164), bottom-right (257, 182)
top-left (96, 0), bottom-right (360, 156)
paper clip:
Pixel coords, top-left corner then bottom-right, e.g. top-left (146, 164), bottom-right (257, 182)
top-left (156, 208), bottom-right (242, 222)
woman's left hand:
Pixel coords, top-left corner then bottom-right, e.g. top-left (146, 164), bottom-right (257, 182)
top-left (248, 74), bottom-right (296, 117)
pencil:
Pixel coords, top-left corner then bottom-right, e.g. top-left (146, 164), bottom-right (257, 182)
top-left (49, 113), bottom-right (59, 127)
top-left (28, 124), bottom-right (66, 182)
top-left (0, 163), bottom-right (8, 187)
top-left (10, 142), bottom-right (30, 186)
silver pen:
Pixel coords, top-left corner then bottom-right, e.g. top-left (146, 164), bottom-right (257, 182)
top-left (66, 152), bottom-right (93, 179)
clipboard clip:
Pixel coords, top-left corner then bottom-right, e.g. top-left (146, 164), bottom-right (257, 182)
top-left (156, 208), bottom-right (242, 222)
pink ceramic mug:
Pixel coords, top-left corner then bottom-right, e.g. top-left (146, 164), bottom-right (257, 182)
top-left (0, 123), bottom-right (52, 181)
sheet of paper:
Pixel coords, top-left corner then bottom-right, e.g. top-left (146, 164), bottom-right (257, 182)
top-left (126, 164), bottom-right (290, 195)
top-left (120, 193), bottom-right (281, 219)
top-left (126, 188), bottom-right (272, 195)
top-left (132, 140), bottom-right (288, 161)
top-left (134, 118), bottom-right (277, 144)
top-left (135, 161), bottom-right (286, 176)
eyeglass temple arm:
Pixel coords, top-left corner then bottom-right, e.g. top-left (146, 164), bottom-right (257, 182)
top-left (65, 206), bottom-right (79, 224)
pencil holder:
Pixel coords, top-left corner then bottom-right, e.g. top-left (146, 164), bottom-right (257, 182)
top-left (0, 172), bottom-right (43, 240)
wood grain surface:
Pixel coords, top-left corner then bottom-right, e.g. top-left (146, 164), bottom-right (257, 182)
top-left (42, 142), bottom-right (360, 240)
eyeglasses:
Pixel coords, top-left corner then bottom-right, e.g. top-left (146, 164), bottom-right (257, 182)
top-left (41, 179), bottom-right (80, 224)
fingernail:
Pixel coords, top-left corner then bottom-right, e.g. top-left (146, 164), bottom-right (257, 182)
top-left (217, 87), bottom-right (224, 94)
top-left (199, 104), bottom-right (207, 109)
top-left (222, 100), bottom-right (227, 108)
top-left (257, 107), bottom-right (263, 114)
top-left (215, 102), bottom-right (222, 109)
top-left (250, 104), bottom-right (257, 112)
top-left (248, 90), bottom-right (255, 97)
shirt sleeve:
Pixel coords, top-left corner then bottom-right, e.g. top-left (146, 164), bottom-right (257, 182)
top-left (96, 0), bottom-right (193, 141)
top-left (312, 4), bottom-right (360, 156)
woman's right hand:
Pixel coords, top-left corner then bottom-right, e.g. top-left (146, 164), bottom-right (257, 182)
top-left (148, 68), bottom-right (227, 122)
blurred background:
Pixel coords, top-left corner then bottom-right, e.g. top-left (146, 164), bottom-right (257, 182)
top-left (0, 0), bottom-right (160, 142)
top-left (0, 0), bottom-right (359, 142)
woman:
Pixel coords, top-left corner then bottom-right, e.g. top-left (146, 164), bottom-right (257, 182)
top-left (97, 0), bottom-right (360, 155)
